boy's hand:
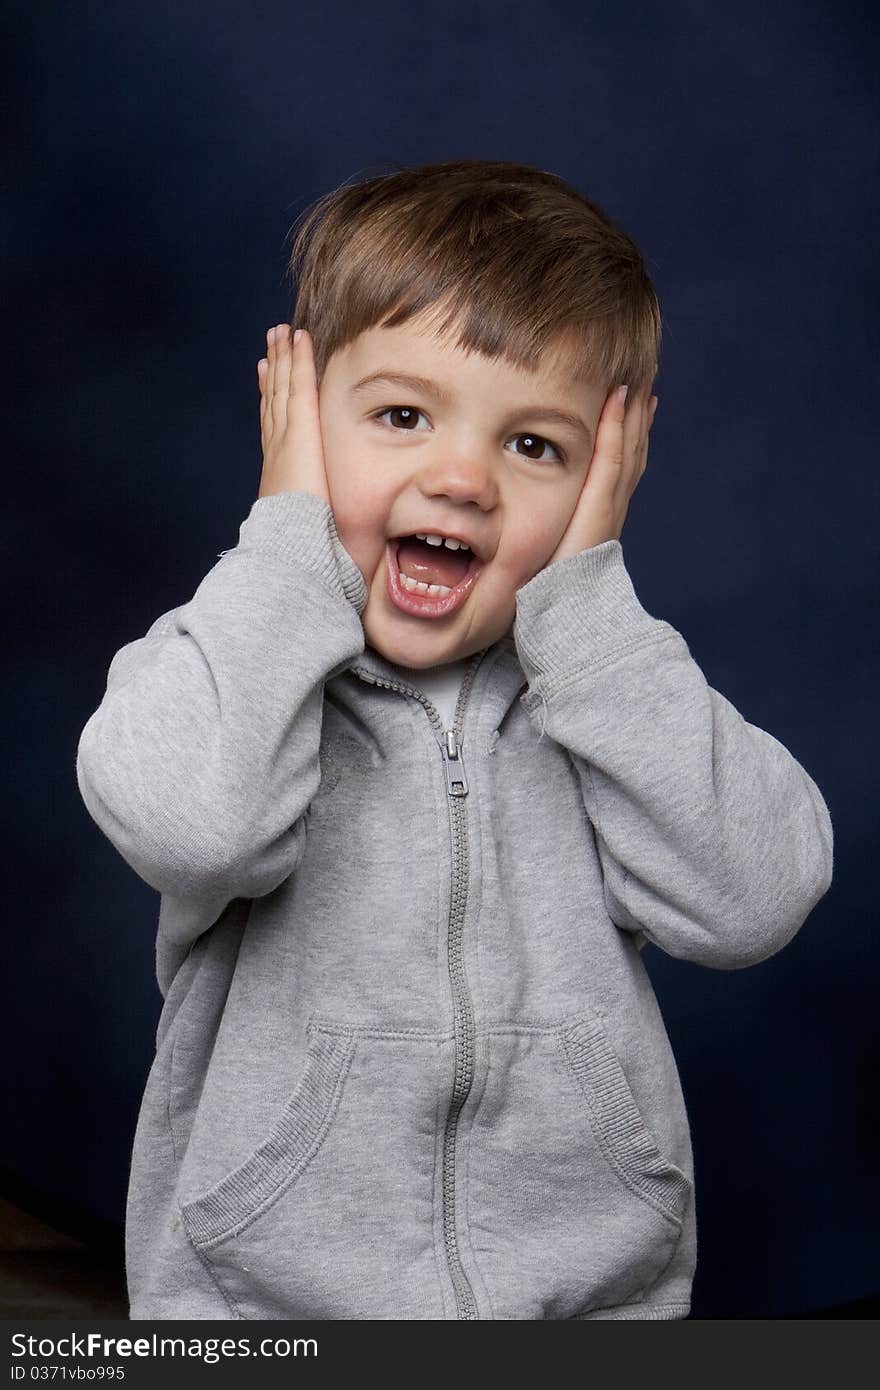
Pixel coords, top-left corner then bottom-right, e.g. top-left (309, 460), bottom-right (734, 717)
top-left (544, 379), bottom-right (658, 566)
top-left (256, 324), bottom-right (331, 503)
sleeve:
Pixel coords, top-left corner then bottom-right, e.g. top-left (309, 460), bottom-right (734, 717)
top-left (75, 489), bottom-right (367, 910)
top-left (511, 539), bottom-right (834, 970)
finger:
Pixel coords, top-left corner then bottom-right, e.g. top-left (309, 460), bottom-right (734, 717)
top-left (286, 329), bottom-right (330, 500)
top-left (271, 322), bottom-right (293, 439)
top-left (622, 387), bottom-right (644, 494)
top-left (264, 325), bottom-right (277, 445)
top-left (581, 384), bottom-right (627, 514)
top-left (257, 356), bottom-right (267, 454)
top-left (607, 383), bottom-right (629, 460)
top-left (633, 393), bottom-right (658, 486)
top-left (627, 379), bottom-right (656, 480)
top-left (641, 394), bottom-right (658, 451)
top-left (606, 384), bottom-right (628, 467)
top-left (623, 376), bottom-right (650, 456)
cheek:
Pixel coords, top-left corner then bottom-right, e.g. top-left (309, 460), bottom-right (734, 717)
top-left (333, 500), bottom-right (385, 569)
top-left (503, 515), bottom-right (568, 583)
top-left (321, 433), bottom-right (387, 548)
top-left (325, 477), bottom-right (392, 577)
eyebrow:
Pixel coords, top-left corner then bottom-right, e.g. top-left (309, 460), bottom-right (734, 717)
top-left (349, 369), bottom-right (592, 441)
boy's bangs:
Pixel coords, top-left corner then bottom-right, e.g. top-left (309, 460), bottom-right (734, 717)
top-left (285, 160), bottom-right (661, 393)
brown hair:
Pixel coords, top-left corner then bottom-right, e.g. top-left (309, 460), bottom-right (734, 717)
top-left (285, 159), bottom-right (660, 394)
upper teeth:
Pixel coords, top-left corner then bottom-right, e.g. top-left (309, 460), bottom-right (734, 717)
top-left (416, 533), bottom-right (470, 551)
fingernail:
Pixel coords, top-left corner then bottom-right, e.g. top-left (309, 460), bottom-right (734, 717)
top-left (267, 327), bottom-right (275, 345)
top-left (617, 384), bottom-right (629, 405)
top-left (294, 329), bottom-right (303, 344)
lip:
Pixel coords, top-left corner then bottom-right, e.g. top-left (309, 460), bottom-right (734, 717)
top-left (385, 539), bottom-right (484, 619)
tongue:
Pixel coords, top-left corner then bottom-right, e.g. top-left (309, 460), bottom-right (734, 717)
top-left (396, 536), bottom-right (470, 588)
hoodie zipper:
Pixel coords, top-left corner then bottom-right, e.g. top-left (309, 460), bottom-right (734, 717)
top-left (350, 653), bottom-right (484, 1320)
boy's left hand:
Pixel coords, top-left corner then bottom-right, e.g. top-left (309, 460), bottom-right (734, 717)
top-left (545, 379), bottom-right (658, 566)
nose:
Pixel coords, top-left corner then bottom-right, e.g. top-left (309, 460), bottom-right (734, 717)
top-left (415, 446), bottom-right (499, 512)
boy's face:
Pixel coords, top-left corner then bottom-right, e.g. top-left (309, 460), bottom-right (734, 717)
top-left (317, 308), bottom-right (609, 670)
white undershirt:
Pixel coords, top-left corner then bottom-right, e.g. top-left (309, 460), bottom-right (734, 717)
top-left (385, 658), bottom-right (471, 731)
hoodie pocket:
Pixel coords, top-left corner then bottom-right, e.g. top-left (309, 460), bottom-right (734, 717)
top-left (466, 1011), bottom-right (692, 1320)
top-left (179, 1019), bottom-right (450, 1320)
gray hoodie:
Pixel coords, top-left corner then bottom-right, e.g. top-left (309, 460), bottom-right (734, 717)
top-left (76, 490), bottom-right (834, 1320)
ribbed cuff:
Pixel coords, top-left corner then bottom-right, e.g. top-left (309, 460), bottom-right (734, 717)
top-left (512, 540), bottom-right (678, 694)
top-left (227, 490), bottom-right (369, 615)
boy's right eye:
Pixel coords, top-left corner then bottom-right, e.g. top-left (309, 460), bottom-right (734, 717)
top-left (371, 406), bottom-right (430, 432)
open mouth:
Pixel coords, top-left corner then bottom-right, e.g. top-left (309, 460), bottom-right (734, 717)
top-left (385, 536), bottom-right (484, 619)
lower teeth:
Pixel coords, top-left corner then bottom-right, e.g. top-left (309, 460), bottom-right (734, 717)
top-left (398, 570), bottom-right (452, 596)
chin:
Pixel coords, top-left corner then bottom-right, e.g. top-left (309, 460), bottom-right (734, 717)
top-left (367, 635), bottom-right (458, 669)
top-left (363, 618), bottom-right (467, 666)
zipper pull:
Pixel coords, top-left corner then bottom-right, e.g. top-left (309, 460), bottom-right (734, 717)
top-left (438, 729), bottom-right (468, 797)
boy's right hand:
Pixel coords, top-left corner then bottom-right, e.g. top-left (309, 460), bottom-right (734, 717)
top-left (256, 324), bottom-right (331, 504)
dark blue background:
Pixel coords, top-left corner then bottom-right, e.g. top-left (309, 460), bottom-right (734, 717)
top-left (5, 0), bottom-right (877, 1317)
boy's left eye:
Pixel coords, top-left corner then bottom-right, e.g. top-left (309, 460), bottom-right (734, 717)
top-left (370, 406), bottom-right (564, 464)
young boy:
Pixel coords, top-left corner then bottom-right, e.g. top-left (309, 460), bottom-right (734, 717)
top-left (76, 160), bottom-right (833, 1321)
